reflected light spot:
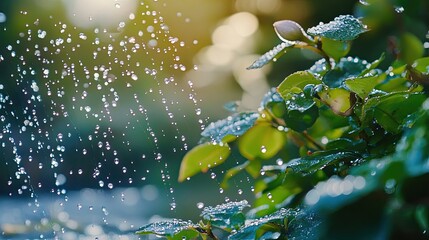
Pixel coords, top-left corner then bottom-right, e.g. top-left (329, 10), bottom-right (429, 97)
top-left (212, 25), bottom-right (244, 50)
top-left (204, 46), bottom-right (234, 66)
top-left (227, 12), bottom-right (259, 37)
top-left (141, 184), bottom-right (158, 201)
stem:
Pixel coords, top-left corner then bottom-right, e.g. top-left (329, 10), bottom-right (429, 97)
top-left (302, 130), bottom-right (324, 151)
top-left (295, 41), bottom-right (332, 70)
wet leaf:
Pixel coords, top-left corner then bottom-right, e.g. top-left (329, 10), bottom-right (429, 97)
top-left (238, 122), bottom-right (286, 160)
top-left (273, 20), bottom-right (313, 43)
top-left (287, 210), bottom-right (322, 240)
top-left (285, 151), bottom-right (361, 175)
top-left (260, 88), bottom-right (284, 108)
top-left (247, 42), bottom-right (295, 69)
top-left (307, 15), bottom-right (367, 41)
top-left (359, 52), bottom-right (385, 77)
top-left (229, 208), bottom-right (298, 240)
top-left (318, 88), bottom-right (356, 116)
top-left (283, 93), bottom-right (319, 131)
top-left (321, 37), bottom-right (351, 61)
top-left (322, 57), bottom-right (368, 88)
top-left (200, 112), bottom-right (259, 143)
top-left (178, 143), bottom-right (231, 182)
top-left (136, 219), bottom-right (199, 238)
top-left (277, 71), bottom-right (321, 99)
top-left (345, 74), bottom-right (380, 99)
top-left (201, 200), bottom-right (249, 230)
top-left (362, 92), bottom-right (425, 133)
top-left (309, 58), bottom-right (331, 76)
top-left (412, 57), bottom-right (429, 73)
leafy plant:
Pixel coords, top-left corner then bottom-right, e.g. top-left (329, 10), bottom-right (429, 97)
top-left (138, 3), bottom-right (429, 239)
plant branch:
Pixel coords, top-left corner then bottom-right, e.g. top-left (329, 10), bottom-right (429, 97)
top-left (302, 130), bottom-right (324, 150)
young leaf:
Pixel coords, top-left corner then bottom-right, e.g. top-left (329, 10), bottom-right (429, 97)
top-left (238, 122), bottom-right (286, 160)
top-left (345, 74), bottom-right (380, 99)
top-left (318, 88), bottom-right (356, 116)
top-left (307, 15), bottom-right (367, 41)
top-left (277, 71), bottom-right (321, 99)
top-left (178, 143), bottom-right (231, 182)
top-left (200, 112), bottom-right (259, 143)
top-left (273, 20), bottom-right (313, 43)
top-left (136, 219), bottom-right (199, 238)
top-left (201, 200), bottom-right (249, 230)
top-left (321, 37), bottom-right (351, 61)
top-left (247, 42), bottom-right (295, 69)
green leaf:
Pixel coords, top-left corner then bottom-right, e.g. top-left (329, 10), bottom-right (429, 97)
top-left (345, 74), bottom-right (380, 99)
top-left (239, 122), bottom-right (286, 160)
top-left (287, 210), bottom-right (322, 240)
top-left (309, 58), bottom-right (330, 76)
top-left (318, 88), bottom-right (356, 116)
top-left (277, 71), bottom-right (321, 99)
top-left (201, 200), bottom-right (249, 230)
top-left (362, 92), bottom-right (426, 133)
top-left (412, 57), bottom-right (429, 73)
top-left (322, 57), bottom-right (368, 88)
top-left (285, 151), bottom-right (361, 175)
top-left (359, 52), bottom-right (385, 77)
top-left (260, 88), bottom-right (284, 108)
top-left (247, 42), bottom-right (295, 69)
top-left (229, 208), bottom-right (298, 240)
top-left (321, 37), bottom-right (351, 61)
top-left (136, 219), bottom-right (199, 238)
top-left (395, 105), bottom-right (429, 175)
top-left (307, 15), bottom-right (367, 41)
top-left (221, 161), bottom-right (249, 189)
top-left (273, 20), bottom-right (313, 43)
top-left (178, 143), bottom-right (231, 182)
top-left (201, 112), bottom-right (259, 143)
top-left (399, 32), bottom-right (424, 64)
top-left (283, 93), bottom-right (319, 131)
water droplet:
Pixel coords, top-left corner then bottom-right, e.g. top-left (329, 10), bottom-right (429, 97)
top-left (359, 0), bottom-right (370, 6)
top-left (394, 6), bottom-right (404, 13)
top-left (196, 202), bottom-right (204, 209)
top-left (115, 3), bottom-right (120, 8)
top-left (0, 12), bottom-right (6, 23)
top-left (260, 146), bottom-right (267, 153)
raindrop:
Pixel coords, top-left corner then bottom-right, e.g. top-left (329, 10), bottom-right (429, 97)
top-left (394, 6), bottom-right (404, 13)
top-left (196, 202), bottom-right (204, 209)
top-left (0, 12), bottom-right (6, 23)
top-left (358, 0), bottom-right (370, 6)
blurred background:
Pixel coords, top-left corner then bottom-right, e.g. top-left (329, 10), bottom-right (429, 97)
top-left (0, 0), bottom-right (427, 238)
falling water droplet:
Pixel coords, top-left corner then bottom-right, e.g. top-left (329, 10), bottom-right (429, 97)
top-left (394, 6), bottom-right (404, 13)
top-left (196, 202), bottom-right (204, 209)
